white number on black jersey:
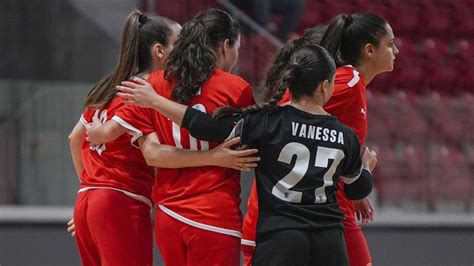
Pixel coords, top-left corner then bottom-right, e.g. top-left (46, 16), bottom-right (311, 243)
top-left (272, 142), bottom-right (345, 204)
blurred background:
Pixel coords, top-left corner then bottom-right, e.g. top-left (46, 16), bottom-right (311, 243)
top-left (0, 0), bottom-right (473, 265)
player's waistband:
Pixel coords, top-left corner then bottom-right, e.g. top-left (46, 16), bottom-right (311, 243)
top-left (158, 204), bottom-right (242, 238)
top-left (78, 186), bottom-right (153, 208)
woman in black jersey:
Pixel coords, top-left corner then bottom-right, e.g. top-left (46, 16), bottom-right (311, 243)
top-left (116, 44), bottom-right (377, 266)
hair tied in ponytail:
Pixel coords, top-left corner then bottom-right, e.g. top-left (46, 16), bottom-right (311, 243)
top-left (289, 63), bottom-right (302, 78)
top-left (139, 14), bottom-right (149, 26)
top-left (344, 14), bottom-right (353, 26)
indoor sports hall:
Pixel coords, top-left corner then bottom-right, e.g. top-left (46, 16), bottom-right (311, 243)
top-left (1, 0), bottom-right (473, 265)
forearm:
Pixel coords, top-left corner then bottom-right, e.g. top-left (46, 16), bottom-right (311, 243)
top-left (149, 93), bottom-right (188, 126)
top-left (343, 169), bottom-right (373, 200)
top-left (182, 108), bottom-right (238, 141)
top-left (68, 122), bottom-right (84, 179)
top-left (144, 144), bottom-right (216, 168)
top-left (89, 120), bottom-right (127, 144)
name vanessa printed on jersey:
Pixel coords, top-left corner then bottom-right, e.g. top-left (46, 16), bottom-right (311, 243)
top-left (291, 122), bottom-right (345, 144)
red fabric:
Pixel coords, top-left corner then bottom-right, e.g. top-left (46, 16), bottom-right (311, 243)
top-left (241, 180), bottom-right (258, 243)
top-left (74, 189), bottom-right (153, 266)
top-left (154, 207), bottom-right (241, 266)
top-left (240, 65), bottom-right (371, 265)
top-left (324, 65), bottom-right (368, 145)
top-left (343, 227), bottom-right (372, 266)
top-left (80, 96), bottom-right (154, 200)
top-left (115, 69), bottom-right (255, 233)
top-left (241, 246), bottom-right (255, 266)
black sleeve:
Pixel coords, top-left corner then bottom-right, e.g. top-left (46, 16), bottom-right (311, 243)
top-left (339, 127), bottom-right (372, 199)
top-left (343, 169), bottom-right (373, 200)
top-left (181, 107), bottom-right (241, 142)
top-left (340, 129), bottom-right (363, 180)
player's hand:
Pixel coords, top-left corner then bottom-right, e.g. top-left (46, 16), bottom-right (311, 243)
top-left (361, 146), bottom-right (377, 172)
top-left (67, 218), bottom-right (76, 237)
top-left (116, 79), bottom-right (158, 108)
top-left (353, 198), bottom-right (375, 224)
top-left (85, 117), bottom-right (103, 146)
top-left (209, 137), bottom-right (260, 171)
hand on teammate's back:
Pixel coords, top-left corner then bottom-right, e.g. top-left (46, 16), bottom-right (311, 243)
top-left (361, 146), bottom-right (377, 172)
top-left (209, 137), bottom-right (260, 172)
top-left (84, 117), bottom-right (103, 145)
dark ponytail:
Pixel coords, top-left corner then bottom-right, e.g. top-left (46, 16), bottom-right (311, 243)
top-left (165, 9), bottom-right (240, 104)
top-left (262, 39), bottom-right (304, 102)
top-left (261, 25), bottom-right (327, 102)
top-left (213, 64), bottom-right (299, 119)
top-left (214, 44), bottom-right (335, 119)
top-left (84, 10), bottom-right (178, 109)
top-left (320, 13), bottom-right (388, 67)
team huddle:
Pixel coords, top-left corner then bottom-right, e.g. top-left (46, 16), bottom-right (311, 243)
top-left (68, 7), bottom-right (398, 266)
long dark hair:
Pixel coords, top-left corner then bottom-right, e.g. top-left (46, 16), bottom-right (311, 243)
top-left (85, 10), bottom-right (177, 108)
top-left (164, 9), bottom-right (240, 104)
top-left (320, 13), bottom-right (388, 67)
top-left (214, 44), bottom-right (335, 118)
top-left (262, 25), bottom-right (328, 102)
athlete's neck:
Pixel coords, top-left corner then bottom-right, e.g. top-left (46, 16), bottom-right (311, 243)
top-left (290, 97), bottom-right (328, 116)
top-left (354, 63), bottom-right (376, 85)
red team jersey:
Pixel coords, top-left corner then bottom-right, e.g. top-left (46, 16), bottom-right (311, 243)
top-left (242, 65), bottom-right (368, 245)
top-left (79, 96), bottom-right (155, 206)
top-left (114, 69), bottom-right (255, 237)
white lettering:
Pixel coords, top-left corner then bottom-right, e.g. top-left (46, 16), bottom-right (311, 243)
top-left (315, 127), bottom-right (322, 140)
top-left (308, 125), bottom-right (316, 139)
top-left (330, 130), bottom-right (337, 142)
top-left (299, 124), bottom-right (307, 138)
top-left (292, 122), bottom-right (300, 136)
top-left (322, 128), bottom-right (329, 141)
top-left (338, 132), bottom-right (344, 144)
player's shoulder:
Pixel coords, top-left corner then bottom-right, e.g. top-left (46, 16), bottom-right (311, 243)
top-left (148, 70), bottom-right (172, 96)
top-left (334, 118), bottom-right (360, 146)
top-left (211, 68), bottom-right (250, 89)
top-left (148, 70), bottom-right (165, 82)
top-left (335, 65), bottom-right (364, 88)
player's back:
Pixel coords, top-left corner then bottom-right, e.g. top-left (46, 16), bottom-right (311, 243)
top-left (239, 105), bottom-right (361, 236)
top-left (80, 96), bottom-right (155, 201)
top-left (147, 69), bottom-right (255, 233)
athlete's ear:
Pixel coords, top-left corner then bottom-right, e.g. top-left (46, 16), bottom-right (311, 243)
top-left (321, 79), bottom-right (332, 101)
top-left (221, 39), bottom-right (231, 56)
top-left (362, 43), bottom-right (375, 59)
top-left (152, 43), bottom-right (165, 59)
top-left (321, 79), bottom-right (330, 93)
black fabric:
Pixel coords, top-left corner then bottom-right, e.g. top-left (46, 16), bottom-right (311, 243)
top-left (181, 107), bottom-right (239, 142)
top-left (183, 105), bottom-right (370, 233)
top-left (344, 169), bottom-right (373, 200)
top-left (253, 228), bottom-right (348, 266)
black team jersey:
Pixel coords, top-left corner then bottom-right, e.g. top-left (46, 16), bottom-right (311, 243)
top-left (182, 105), bottom-right (372, 236)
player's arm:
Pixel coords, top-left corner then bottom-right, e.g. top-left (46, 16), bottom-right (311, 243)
top-left (117, 80), bottom-right (188, 126)
top-left (340, 134), bottom-right (377, 200)
top-left (138, 132), bottom-right (259, 171)
top-left (68, 121), bottom-right (84, 179)
top-left (85, 119), bottom-right (127, 145)
top-left (343, 168), bottom-right (373, 200)
top-left (116, 79), bottom-right (240, 142)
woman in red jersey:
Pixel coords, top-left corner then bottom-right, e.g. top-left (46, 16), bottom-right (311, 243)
top-left (241, 13), bottom-right (399, 266)
top-left (68, 10), bottom-right (257, 266)
top-left (67, 10), bottom-right (181, 266)
top-left (85, 9), bottom-right (255, 266)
